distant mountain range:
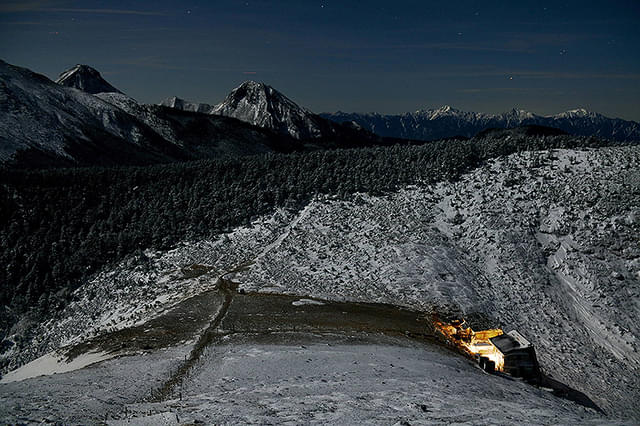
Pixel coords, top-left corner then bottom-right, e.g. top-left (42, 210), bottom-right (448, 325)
top-left (321, 106), bottom-right (640, 142)
top-left (1, 59), bottom-right (638, 169)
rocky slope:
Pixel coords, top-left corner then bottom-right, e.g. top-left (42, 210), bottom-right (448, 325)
top-left (322, 106), bottom-right (640, 142)
top-left (97, 92), bottom-right (301, 157)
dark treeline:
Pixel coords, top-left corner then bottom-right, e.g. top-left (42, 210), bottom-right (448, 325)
top-left (0, 134), bottom-right (616, 336)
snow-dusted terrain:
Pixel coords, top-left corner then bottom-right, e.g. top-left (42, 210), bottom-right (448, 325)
top-left (161, 81), bottom-right (325, 140)
top-left (160, 96), bottom-right (216, 114)
top-left (232, 146), bottom-right (640, 417)
top-left (1, 145), bottom-right (638, 422)
top-left (113, 334), bottom-right (610, 425)
top-left (0, 61), bottom-right (306, 167)
top-left (0, 60), bottom-right (186, 166)
top-left (0, 333), bottom-right (613, 425)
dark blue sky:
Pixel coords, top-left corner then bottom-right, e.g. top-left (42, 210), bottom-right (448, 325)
top-left (2, 0), bottom-right (640, 119)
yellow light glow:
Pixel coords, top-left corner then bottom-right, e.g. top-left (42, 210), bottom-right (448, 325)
top-left (433, 317), bottom-right (505, 371)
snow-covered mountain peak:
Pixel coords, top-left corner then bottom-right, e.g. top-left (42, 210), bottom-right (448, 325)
top-left (414, 105), bottom-right (466, 119)
top-left (429, 105), bottom-right (458, 118)
top-left (211, 81), bottom-right (324, 139)
top-left (55, 64), bottom-right (122, 94)
top-left (554, 108), bottom-right (600, 119)
top-left (503, 108), bottom-right (536, 121)
top-left (214, 80), bottom-right (309, 115)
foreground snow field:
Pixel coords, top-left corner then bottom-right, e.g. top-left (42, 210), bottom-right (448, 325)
top-left (0, 333), bottom-right (614, 425)
top-left (1, 145), bottom-right (638, 422)
top-left (114, 333), bottom-right (610, 425)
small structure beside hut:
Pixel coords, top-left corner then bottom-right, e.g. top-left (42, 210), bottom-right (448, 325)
top-left (489, 330), bottom-right (540, 380)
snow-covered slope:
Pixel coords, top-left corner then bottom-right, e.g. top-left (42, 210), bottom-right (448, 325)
top-left (132, 335), bottom-right (609, 425)
top-left (4, 145), bottom-right (638, 420)
top-left (0, 60), bottom-right (188, 167)
top-left (322, 107), bottom-right (640, 142)
top-left (55, 64), bottom-right (122, 95)
top-left (231, 146), bottom-right (640, 418)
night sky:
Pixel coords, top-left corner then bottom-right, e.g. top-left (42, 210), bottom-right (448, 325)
top-left (1, 1), bottom-right (639, 120)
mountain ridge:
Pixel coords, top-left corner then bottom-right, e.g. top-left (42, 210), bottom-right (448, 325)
top-left (162, 81), bottom-right (383, 144)
top-left (0, 61), bottom-right (310, 168)
top-left (2, 59), bottom-right (637, 169)
top-left (322, 106), bottom-right (640, 141)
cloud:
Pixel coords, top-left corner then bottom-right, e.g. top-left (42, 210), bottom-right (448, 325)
top-left (508, 71), bottom-right (640, 80)
top-left (2, 21), bottom-right (49, 26)
top-left (456, 87), bottom-right (541, 94)
top-left (0, 2), bottom-right (166, 16)
top-left (111, 57), bottom-right (274, 74)
top-left (41, 8), bottom-right (167, 16)
top-left (0, 1), bottom-right (59, 13)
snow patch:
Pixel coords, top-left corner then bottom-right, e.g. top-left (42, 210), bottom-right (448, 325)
top-left (1, 350), bottom-right (113, 383)
top-left (292, 299), bottom-right (325, 306)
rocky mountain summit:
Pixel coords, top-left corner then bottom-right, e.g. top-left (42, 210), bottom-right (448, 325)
top-left (55, 64), bottom-right (122, 95)
top-left (210, 81), bottom-right (324, 140)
